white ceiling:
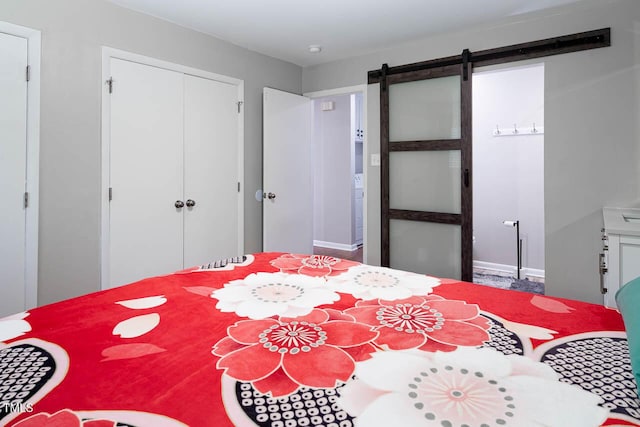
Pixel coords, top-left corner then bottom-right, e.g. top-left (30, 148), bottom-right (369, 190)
top-left (106, 0), bottom-right (585, 67)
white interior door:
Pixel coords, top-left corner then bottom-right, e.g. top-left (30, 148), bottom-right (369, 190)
top-left (109, 58), bottom-right (184, 287)
top-left (263, 88), bottom-right (313, 253)
top-left (183, 75), bottom-right (240, 267)
top-left (0, 32), bottom-right (27, 316)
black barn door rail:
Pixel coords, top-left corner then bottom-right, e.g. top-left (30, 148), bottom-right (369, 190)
top-left (368, 28), bottom-right (610, 84)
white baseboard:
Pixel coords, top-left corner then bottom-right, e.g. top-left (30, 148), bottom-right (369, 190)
top-left (314, 240), bottom-right (359, 252)
top-left (473, 260), bottom-right (545, 279)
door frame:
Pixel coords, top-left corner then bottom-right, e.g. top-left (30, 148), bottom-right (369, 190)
top-left (0, 21), bottom-right (40, 310)
top-left (100, 47), bottom-right (244, 289)
top-left (303, 85), bottom-right (368, 263)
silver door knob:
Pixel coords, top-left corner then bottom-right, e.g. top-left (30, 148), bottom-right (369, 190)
top-left (266, 192), bottom-right (276, 200)
top-left (186, 199), bottom-right (196, 207)
top-left (175, 200), bottom-right (184, 208)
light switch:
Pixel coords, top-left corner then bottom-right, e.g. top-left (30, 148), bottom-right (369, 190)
top-left (371, 154), bottom-right (380, 166)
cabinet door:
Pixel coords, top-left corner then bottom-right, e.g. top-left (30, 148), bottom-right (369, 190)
top-left (0, 32), bottom-right (28, 315)
top-left (621, 236), bottom-right (640, 285)
top-left (109, 58), bottom-right (184, 288)
top-left (183, 75), bottom-right (240, 267)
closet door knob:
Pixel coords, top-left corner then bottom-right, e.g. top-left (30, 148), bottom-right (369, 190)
top-left (186, 199), bottom-right (196, 207)
top-left (175, 200), bottom-right (185, 208)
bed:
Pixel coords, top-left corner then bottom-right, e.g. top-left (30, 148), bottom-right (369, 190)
top-left (1, 252), bottom-right (639, 426)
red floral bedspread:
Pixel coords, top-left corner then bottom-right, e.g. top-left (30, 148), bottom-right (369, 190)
top-left (1, 252), bottom-right (638, 426)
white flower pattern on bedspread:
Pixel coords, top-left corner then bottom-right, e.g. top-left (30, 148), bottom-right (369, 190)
top-left (211, 272), bottom-right (340, 319)
top-left (0, 312), bottom-right (31, 342)
top-left (325, 265), bottom-right (441, 301)
top-left (338, 347), bottom-right (609, 427)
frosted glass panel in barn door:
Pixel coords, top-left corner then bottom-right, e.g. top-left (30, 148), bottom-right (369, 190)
top-left (183, 75), bottom-right (239, 267)
top-left (0, 32), bottom-right (27, 316)
top-left (382, 64), bottom-right (472, 281)
top-left (109, 58), bottom-right (184, 288)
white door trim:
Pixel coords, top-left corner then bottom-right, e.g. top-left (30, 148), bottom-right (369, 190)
top-left (100, 47), bottom-right (244, 289)
top-left (304, 85), bottom-right (368, 263)
top-left (0, 21), bottom-right (40, 310)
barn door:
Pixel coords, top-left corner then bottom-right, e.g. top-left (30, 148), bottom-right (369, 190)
top-left (380, 62), bottom-right (472, 281)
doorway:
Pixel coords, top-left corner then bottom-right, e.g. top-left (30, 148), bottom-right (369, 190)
top-left (311, 93), bottom-right (364, 262)
top-left (262, 86), bottom-right (367, 261)
top-left (472, 63), bottom-right (545, 293)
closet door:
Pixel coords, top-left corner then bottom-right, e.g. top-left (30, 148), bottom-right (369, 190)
top-left (183, 75), bottom-right (239, 267)
top-left (0, 32), bottom-right (28, 315)
top-left (109, 58), bottom-right (184, 287)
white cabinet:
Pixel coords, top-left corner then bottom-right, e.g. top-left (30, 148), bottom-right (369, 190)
top-left (354, 174), bottom-right (364, 245)
top-left (602, 207), bottom-right (640, 308)
top-left (352, 93), bottom-right (364, 247)
top-left (106, 57), bottom-right (242, 288)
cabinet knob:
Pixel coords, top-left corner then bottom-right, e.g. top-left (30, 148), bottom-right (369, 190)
top-left (186, 199), bottom-right (196, 207)
top-left (175, 200), bottom-right (184, 208)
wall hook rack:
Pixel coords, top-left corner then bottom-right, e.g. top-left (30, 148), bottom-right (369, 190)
top-left (492, 123), bottom-right (544, 137)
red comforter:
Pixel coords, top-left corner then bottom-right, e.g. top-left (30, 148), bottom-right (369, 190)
top-left (1, 252), bottom-right (638, 426)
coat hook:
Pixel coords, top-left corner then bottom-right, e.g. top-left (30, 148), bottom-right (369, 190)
top-left (532, 122), bottom-right (537, 133)
top-left (495, 124), bottom-right (501, 135)
top-left (513, 124), bottom-right (518, 134)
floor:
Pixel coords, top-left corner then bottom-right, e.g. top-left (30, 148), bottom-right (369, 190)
top-left (313, 246), bottom-right (363, 262)
top-left (473, 268), bottom-right (545, 294)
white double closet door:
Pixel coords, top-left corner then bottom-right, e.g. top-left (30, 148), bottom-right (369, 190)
top-left (107, 57), bottom-right (241, 288)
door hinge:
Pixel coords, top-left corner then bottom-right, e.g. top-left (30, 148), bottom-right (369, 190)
top-left (26, 65), bottom-right (31, 82)
top-left (23, 192), bottom-right (29, 208)
top-left (108, 187), bottom-right (113, 201)
top-left (106, 77), bottom-right (114, 94)
top-left (237, 101), bottom-right (243, 113)
top-left (237, 182), bottom-right (241, 192)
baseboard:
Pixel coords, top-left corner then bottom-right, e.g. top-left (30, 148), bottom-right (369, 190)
top-left (313, 240), bottom-right (359, 252)
top-left (473, 260), bottom-right (545, 279)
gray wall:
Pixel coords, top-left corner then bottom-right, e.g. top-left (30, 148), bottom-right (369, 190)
top-left (0, 0), bottom-right (302, 305)
top-left (303, 0), bottom-right (640, 304)
top-left (312, 95), bottom-right (354, 248)
top-left (473, 64), bottom-right (545, 271)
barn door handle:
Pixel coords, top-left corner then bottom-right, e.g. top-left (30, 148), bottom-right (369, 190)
top-left (463, 169), bottom-right (470, 187)
top-left (186, 199), bottom-right (196, 207)
top-left (175, 200), bottom-right (184, 208)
